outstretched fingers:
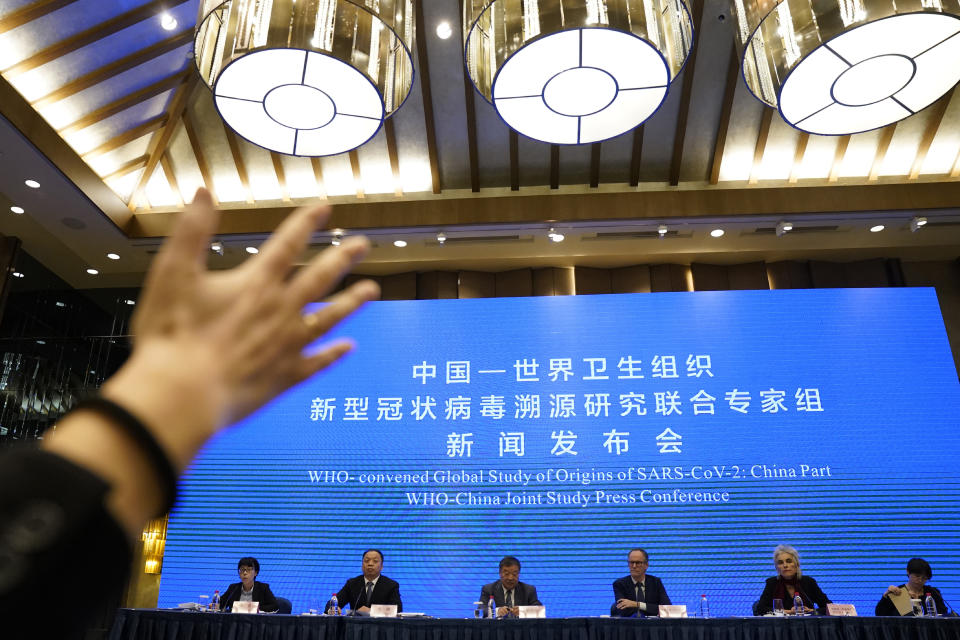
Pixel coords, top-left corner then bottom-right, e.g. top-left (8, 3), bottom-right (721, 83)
top-left (287, 235), bottom-right (372, 305)
top-left (301, 279), bottom-right (380, 345)
top-left (254, 203), bottom-right (331, 279)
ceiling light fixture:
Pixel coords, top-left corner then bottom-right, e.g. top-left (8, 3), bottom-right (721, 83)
top-left (12, 271), bottom-right (24, 278)
top-left (657, 224), bottom-right (669, 237)
top-left (125, 299), bottom-right (136, 306)
top-left (731, 0), bottom-right (960, 135)
top-left (245, 246), bottom-right (259, 254)
top-left (332, 230), bottom-right (343, 246)
top-left (870, 224), bottom-right (885, 233)
top-left (24, 179), bottom-right (40, 188)
top-left (776, 221), bottom-right (793, 237)
top-left (436, 21), bottom-right (453, 40)
top-left (464, 0), bottom-right (693, 145)
top-left (211, 241), bottom-right (224, 255)
top-left (10, 206), bottom-right (24, 214)
top-left (436, 232), bottom-right (447, 245)
top-left (910, 216), bottom-right (928, 232)
top-left (710, 228), bottom-right (725, 238)
top-left (548, 228), bottom-right (565, 243)
top-left (194, 0), bottom-right (415, 156)
top-left (393, 239), bottom-right (408, 248)
top-left (86, 268), bottom-right (99, 275)
top-left (106, 253), bottom-right (120, 260)
top-left (160, 12), bottom-right (178, 31)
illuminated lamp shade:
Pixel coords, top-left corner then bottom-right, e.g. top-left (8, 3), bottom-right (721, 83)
top-left (463, 0), bottom-right (694, 145)
top-left (194, 0), bottom-right (415, 156)
top-left (731, 0), bottom-right (960, 135)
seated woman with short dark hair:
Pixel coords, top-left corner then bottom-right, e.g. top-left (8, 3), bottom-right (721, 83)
top-left (220, 557), bottom-right (279, 612)
top-left (876, 558), bottom-right (950, 616)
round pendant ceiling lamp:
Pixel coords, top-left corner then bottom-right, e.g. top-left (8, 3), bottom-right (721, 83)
top-left (732, 0), bottom-right (960, 135)
top-left (464, 0), bottom-right (694, 145)
top-left (194, 0), bottom-right (415, 157)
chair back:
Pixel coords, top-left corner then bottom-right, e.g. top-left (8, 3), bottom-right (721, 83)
top-left (276, 597), bottom-right (292, 614)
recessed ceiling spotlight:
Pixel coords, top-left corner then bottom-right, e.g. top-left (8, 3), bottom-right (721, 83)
top-left (106, 252), bottom-right (120, 260)
top-left (160, 12), bottom-right (177, 31)
top-left (657, 225), bottom-right (668, 236)
top-left (10, 206), bottom-right (24, 214)
top-left (436, 232), bottom-right (447, 245)
top-left (210, 241), bottom-right (224, 255)
top-left (436, 21), bottom-right (453, 40)
top-left (24, 179), bottom-right (40, 189)
top-left (55, 301), bottom-right (65, 308)
top-left (910, 216), bottom-right (928, 233)
top-left (245, 246), bottom-right (259, 254)
top-left (869, 224), bottom-right (885, 233)
top-left (331, 230), bottom-right (343, 246)
top-left (12, 271), bottom-right (24, 278)
top-left (710, 228), bottom-right (725, 238)
top-left (125, 299), bottom-right (136, 305)
top-left (547, 228), bottom-right (565, 243)
top-left (86, 268), bottom-right (99, 275)
top-left (775, 221), bottom-right (793, 237)
top-left (393, 239), bottom-right (408, 248)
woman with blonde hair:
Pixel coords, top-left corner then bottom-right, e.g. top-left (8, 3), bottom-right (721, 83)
top-left (755, 545), bottom-right (832, 615)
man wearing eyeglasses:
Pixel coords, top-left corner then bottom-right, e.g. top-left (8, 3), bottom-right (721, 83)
top-left (612, 548), bottom-right (671, 617)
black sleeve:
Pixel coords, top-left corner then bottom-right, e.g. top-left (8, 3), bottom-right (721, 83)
top-left (335, 578), bottom-right (355, 610)
top-left (806, 577), bottom-right (831, 612)
top-left (527, 584), bottom-right (542, 607)
top-left (387, 578), bottom-right (403, 612)
top-left (656, 576), bottom-right (672, 609)
top-left (0, 448), bottom-right (132, 636)
top-left (755, 578), bottom-right (777, 615)
top-left (929, 586), bottom-right (950, 616)
top-left (611, 579), bottom-right (637, 617)
top-left (258, 582), bottom-right (279, 612)
top-left (220, 584), bottom-right (238, 611)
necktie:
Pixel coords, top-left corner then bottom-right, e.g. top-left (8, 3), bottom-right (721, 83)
top-left (506, 590), bottom-right (513, 608)
top-left (636, 581), bottom-right (645, 602)
top-left (365, 581), bottom-right (374, 605)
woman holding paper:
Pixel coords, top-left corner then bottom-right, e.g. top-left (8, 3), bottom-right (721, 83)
top-left (875, 558), bottom-right (950, 616)
top-left (754, 545), bottom-right (831, 615)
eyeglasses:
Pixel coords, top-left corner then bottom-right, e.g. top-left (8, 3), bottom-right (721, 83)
top-left (629, 560), bottom-right (648, 566)
top-left (238, 567), bottom-right (256, 574)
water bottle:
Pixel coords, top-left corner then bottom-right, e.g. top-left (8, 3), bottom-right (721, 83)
top-left (793, 593), bottom-right (804, 616)
top-left (925, 593), bottom-right (938, 617)
top-left (489, 596), bottom-right (497, 619)
top-left (699, 594), bottom-right (710, 618)
top-left (211, 590), bottom-right (220, 612)
top-left (330, 593), bottom-right (340, 616)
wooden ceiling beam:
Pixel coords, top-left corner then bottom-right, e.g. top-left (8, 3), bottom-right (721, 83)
top-left (868, 124), bottom-right (897, 181)
top-left (3, 0), bottom-right (190, 76)
top-left (80, 113), bottom-right (167, 158)
top-left (0, 0), bottom-right (80, 34)
top-left (271, 152), bottom-right (291, 202)
top-left (101, 154), bottom-right (148, 182)
top-left (128, 73), bottom-right (197, 210)
top-left (310, 158), bottom-right (328, 200)
top-left (348, 150), bottom-right (365, 199)
top-left (827, 135), bottom-right (851, 182)
top-left (709, 45), bottom-right (740, 185)
top-left (159, 151), bottom-right (184, 208)
top-left (589, 143), bottom-right (601, 188)
top-left (223, 126), bottom-right (255, 204)
top-left (384, 118), bottom-right (403, 197)
top-left (509, 130), bottom-right (519, 191)
top-left (126, 182), bottom-right (960, 238)
top-left (413, 0), bottom-right (442, 193)
top-left (747, 109), bottom-right (773, 185)
top-left (33, 29), bottom-right (192, 107)
top-left (59, 70), bottom-right (188, 135)
top-left (788, 133), bottom-right (809, 184)
top-left (668, 0), bottom-right (705, 185)
top-left (181, 109), bottom-right (218, 204)
top-left (550, 145), bottom-right (560, 190)
top-left (909, 88), bottom-right (954, 179)
top-left (628, 126), bottom-right (644, 187)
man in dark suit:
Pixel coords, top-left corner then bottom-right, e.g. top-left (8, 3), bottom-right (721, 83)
top-left (611, 548), bottom-right (671, 617)
top-left (480, 556), bottom-right (542, 617)
top-left (332, 549), bottom-right (403, 615)
top-left (220, 557), bottom-right (280, 612)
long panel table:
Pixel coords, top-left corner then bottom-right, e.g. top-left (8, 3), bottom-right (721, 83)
top-left (109, 609), bottom-right (960, 640)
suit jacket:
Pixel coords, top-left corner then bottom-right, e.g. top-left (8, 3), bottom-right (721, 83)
top-left (480, 580), bottom-right (541, 616)
top-left (336, 574), bottom-right (403, 612)
top-left (875, 584), bottom-right (950, 616)
top-left (611, 574), bottom-right (671, 617)
top-left (219, 581), bottom-right (279, 612)
top-left (755, 575), bottom-right (831, 615)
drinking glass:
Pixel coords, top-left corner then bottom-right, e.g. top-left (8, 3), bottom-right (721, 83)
top-left (772, 599), bottom-right (785, 617)
top-left (911, 599), bottom-right (923, 617)
top-left (474, 602), bottom-right (484, 618)
top-left (198, 595), bottom-right (210, 611)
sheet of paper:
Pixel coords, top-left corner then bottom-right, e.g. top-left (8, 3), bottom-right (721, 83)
top-left (887, 589), bottom-right (914, 616)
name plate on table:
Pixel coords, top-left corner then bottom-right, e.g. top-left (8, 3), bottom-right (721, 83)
top-left (231, 601), bottom-right (258, 613)
top-left (370, 604), bottom-right (398, 618)
top-left (827, 604), bottom-right (858, 617)
top-left (518, 606), bottom-right (546, 618)
top-left (659, 605), bottom-right (688, 618)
